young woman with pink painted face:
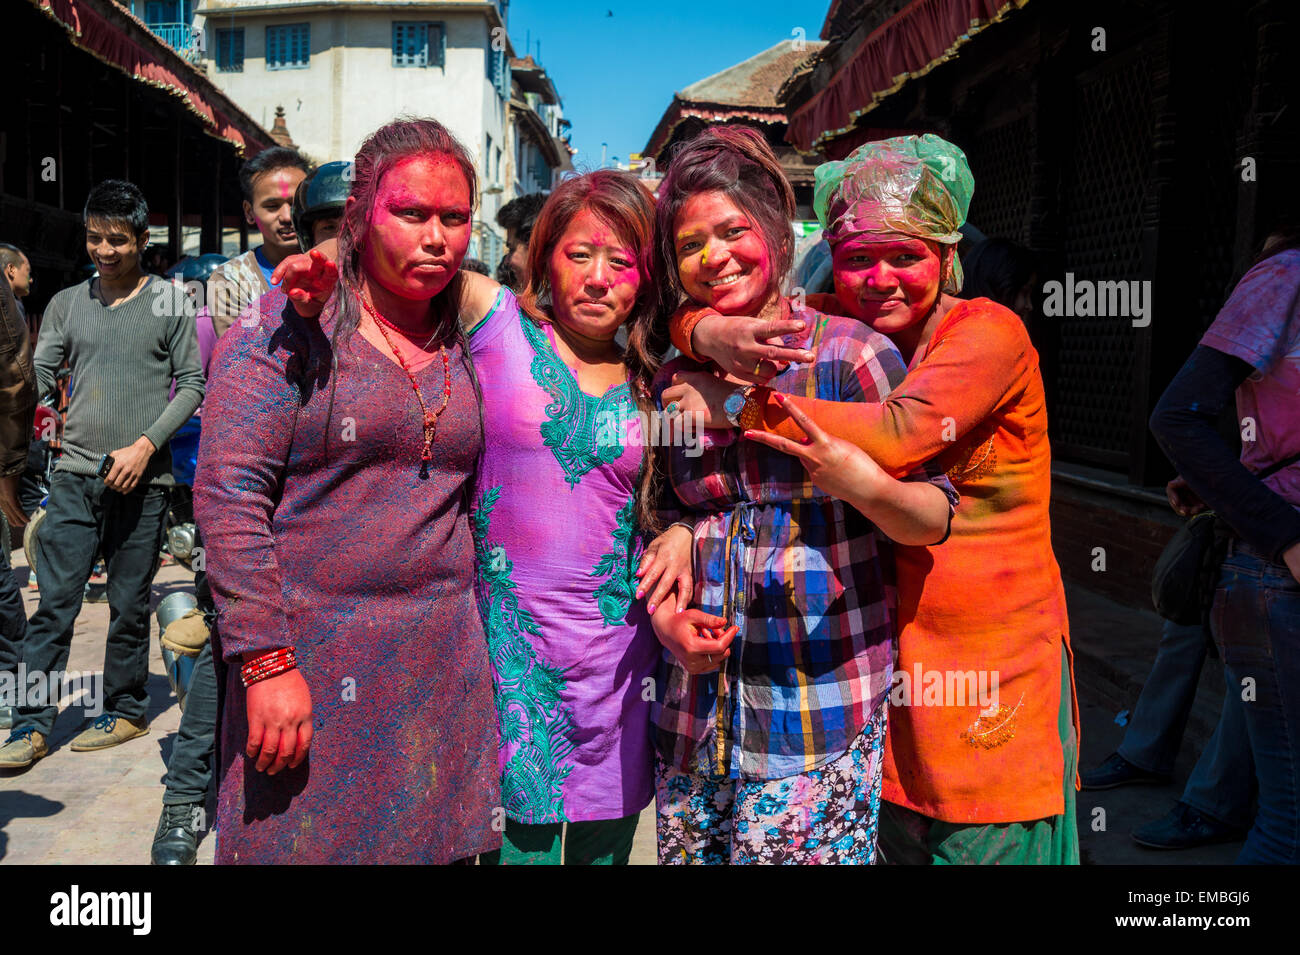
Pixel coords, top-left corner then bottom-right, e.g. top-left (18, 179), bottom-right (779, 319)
top-left (649, 126), bottom-right (954, 865)
top-left (459, 170), bottom-right (709, 864)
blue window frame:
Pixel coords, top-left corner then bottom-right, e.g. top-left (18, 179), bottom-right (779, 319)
top-left (266, 23), bottom-right (310, 70)
top-left (393, 22), bottom-right (445, 68)
top-left (216, 28), bottom-right (244, 72)
top-left (488, 45), bottom-right (509, 100)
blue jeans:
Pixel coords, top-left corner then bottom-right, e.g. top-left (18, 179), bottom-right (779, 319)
top-left (1211, 545), bottom-right (1300, 864)
top-left (1118, 619), bottom-right (1254, 829)
top-left (0, 512), bottom-right (29, 689)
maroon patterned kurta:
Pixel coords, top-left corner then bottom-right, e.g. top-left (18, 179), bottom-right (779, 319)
top-left (195, 290), bottom-right (500, 863)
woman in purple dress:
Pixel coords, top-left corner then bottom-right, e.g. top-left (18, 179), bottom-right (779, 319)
top-left (470, 171), bottom-right (698, 863)
top-left (194, 119), bottom-right (505, 863)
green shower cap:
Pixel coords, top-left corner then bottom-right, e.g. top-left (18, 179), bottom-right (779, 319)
top-left (814, 134), bottom-right (974, 293)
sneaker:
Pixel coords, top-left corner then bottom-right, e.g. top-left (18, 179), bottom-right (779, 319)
top-left (1080, 752), bottom-right (1171, 790)
top-left (151, 802), bottom-right (202, 865)
top-left (0, 706), bottom-right (12, 730)
top-left (69, 714), bottom-right (149, 752)
top-left (1132, 802), bottom-right (1246, 850)
top-left (0, 728), bottom-right (48, 769)
top-left (161, 609), bottom-right (210, 657)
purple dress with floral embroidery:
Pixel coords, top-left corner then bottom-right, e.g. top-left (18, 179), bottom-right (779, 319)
top-left (468, 290), bottom-right (658, 825)
top-left (194, 290), bottom-right (500, 863)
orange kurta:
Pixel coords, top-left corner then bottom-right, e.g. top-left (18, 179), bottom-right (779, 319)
top-left (671, 295), bottom-right (1077, 823)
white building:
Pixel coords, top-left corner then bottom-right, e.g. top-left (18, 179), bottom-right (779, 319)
top-left (193, 0), bottom-right (515, 263)
top-left (507, 55), bottom-right (572, 196)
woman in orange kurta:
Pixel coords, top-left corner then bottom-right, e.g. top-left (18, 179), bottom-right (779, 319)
top-left (661, 134), bottom-right (1078, 863)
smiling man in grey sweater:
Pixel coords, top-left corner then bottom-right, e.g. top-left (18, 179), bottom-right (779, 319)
top-left (0, 180), bottom-right (204, 769)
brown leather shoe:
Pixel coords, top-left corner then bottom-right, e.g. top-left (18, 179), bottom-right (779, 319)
top-left (70, 715), bottom-right (149, 752)
top-left (0, 729), bottom-right (49, 769)
top-left (161, 608), bottom-right (210, 657)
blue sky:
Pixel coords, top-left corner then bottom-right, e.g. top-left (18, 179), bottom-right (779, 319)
top-left (506, 0), bottom-right (831, 171)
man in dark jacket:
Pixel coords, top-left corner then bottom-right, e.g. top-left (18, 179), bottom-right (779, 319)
top-left (0, 269), bottom-right (36, 729)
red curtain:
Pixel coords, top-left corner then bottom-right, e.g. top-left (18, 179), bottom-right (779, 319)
top-left (788, 0), bottom-right (1030, 151)
top-left (34, 0), bottom-right (264, 153)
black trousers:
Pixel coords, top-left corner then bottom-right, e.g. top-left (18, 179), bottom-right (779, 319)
top-left (12, 471), bottom-right (167, 737)
top-left (161, 524), bottom-right (218, 805)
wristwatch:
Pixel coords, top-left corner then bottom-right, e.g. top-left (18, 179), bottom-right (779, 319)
top-left (723, 385), bottom-right (763, 430)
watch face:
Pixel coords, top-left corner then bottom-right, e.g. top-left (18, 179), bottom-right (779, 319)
top-left (724, 392), bottom-right (746, 421)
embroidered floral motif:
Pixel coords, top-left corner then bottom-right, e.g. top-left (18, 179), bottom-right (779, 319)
top-left (591, 494), bottom-right (643, 626)
top-left (472, 485), bottom-right (575, 823)
top-left (520, 313), bottom-right (634, 486)
top-left (960, 693), bottom-right (1025, 749)
top-left (946, 434), bottom-right (997, 484)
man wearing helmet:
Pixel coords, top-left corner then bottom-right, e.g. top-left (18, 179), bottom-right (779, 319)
top-left (291, 161), bottom-right (350, 252)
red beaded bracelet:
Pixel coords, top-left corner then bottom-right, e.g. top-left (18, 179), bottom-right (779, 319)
top-left (241, 647), bottom-right (298, 687)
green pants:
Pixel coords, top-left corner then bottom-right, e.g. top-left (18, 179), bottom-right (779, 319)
top-left (878, 643), bottom-right (1080, 865)
top-left (479, 812), bottom-right (640, 866)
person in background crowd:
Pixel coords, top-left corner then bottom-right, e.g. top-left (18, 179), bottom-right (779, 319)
top-left (292, 161), bottom-right (350, 254)
top-left (665, 134), bottom-right (1078, 864)
top-left (0, 244), bottom-right (32, 324)
top-left (460, 257), bottom-right (491, 276)
top-left (496, 192), bottom-right (547, 292)
top-left (140, 245), bottom-right (173, 278)
top-left (651, 126), bottom-right (956, 864)
top-left (0, 180), bottom-right (204, 770)
top-left (0, 269), bottom-right (35, 731)
top-left (960, 237), bottom-right (1037, 323)
top-left (148, 248), bottom-right (229, 864)
top-left (204, 146), bottom-right (311, 339)
top-left (1149, 222), bottom-right (1300, 864)
top-left (1082, 605), bottom-right (1253, 850)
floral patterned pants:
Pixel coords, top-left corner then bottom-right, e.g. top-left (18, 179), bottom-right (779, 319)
top-left (655, 701), bottom-right (887, 864)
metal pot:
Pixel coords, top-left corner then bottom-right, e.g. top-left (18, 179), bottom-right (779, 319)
top-left (156, 592), bottom-right (199, 712)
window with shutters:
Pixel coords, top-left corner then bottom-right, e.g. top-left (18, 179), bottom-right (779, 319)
top-left (393, 22), bottom-right (445, 68)
top-left (216, 28), bottom-right (244, 72)
top-left (266, 23), bottom-right (310, 70)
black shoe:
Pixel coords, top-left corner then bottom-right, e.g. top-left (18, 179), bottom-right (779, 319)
top-left (1080, 752), bottom-right (1171, 790)
top-left (1132, 802), bottom-right (1246, 850)
top-left (151, 803), bottom-right (201, 865)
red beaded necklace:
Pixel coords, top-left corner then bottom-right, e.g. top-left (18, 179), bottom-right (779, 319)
top-left (353, 285), bottom-right (451, 480)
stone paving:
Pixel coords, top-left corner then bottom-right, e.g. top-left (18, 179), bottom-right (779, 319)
top-left (0, 551), bottom-right (1240, 865)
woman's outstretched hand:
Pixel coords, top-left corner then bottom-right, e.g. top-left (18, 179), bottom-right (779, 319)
top-left (742, 393), bottom-right (886, 503)
top-left (272, 247), bottom-right (339, 318)
top-left (692, 310), bottom-right (815, 383)
top-left (245, 666), bottom-right (313, 775)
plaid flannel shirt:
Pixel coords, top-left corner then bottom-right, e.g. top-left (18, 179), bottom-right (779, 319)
top-left (652, 305), bottom-right (958, 781)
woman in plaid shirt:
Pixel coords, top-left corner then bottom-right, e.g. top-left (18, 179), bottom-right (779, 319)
top-left (648, 127), bottom-right (957, 864)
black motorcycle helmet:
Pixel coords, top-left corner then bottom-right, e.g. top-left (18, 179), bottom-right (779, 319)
top-left (165, 253), bottom-right (228, 284)
top-left (293, 161), bottom-right (352, 252)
